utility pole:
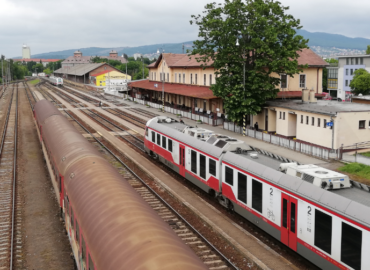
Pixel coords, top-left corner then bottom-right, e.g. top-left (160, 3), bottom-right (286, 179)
top-left (141, 55), bottom-right (144, 79)
top-left (157, 48), bottom-right (165, 112)
top-left (1, 55), bottom-right (4, 93)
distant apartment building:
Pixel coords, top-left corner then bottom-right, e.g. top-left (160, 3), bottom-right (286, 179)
top-left (22, 45), bottom-right (31, 59)
top-left (327, 55), bottom-right (370, 100)
top-left (62, 50), bottom-right (127, 68)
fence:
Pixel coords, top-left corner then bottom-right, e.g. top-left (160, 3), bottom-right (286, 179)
top-left (223, 121), bottom-right (340, 160)
top-left (128, 99), bottom-right (224, 126)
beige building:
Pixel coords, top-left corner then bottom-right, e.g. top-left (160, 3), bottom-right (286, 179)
top-left (129, 48), bottom-right (328, 118)
top-left (254, 97), bottom-right (370, 149)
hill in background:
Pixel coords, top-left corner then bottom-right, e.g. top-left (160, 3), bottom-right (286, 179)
top-left (25, 30), bottom-right (370, 59)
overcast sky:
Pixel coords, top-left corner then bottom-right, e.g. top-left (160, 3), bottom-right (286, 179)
top-left (1, 0), bottom-right (369, 57)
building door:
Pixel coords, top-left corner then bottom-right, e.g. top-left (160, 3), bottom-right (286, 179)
top-left (281, 193), bottom-right (298, 251)
top-left (265, 109), bottom-right (269, 131)
top-left (179, 145), bottom-right (186, 177)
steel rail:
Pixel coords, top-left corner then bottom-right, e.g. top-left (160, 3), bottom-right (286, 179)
top-left (104, 108), bottom-right (147, 125)
top-left (64, 110), bottom-right (238, 270)
top-left (10, 85), bottom-right (18, 270)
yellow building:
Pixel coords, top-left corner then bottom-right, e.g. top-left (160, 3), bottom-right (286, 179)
top-left (91, 70), bottom-right (131, 87)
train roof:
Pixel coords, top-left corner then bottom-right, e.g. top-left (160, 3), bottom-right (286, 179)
top-left (223, 151), bottom-right (370, 228)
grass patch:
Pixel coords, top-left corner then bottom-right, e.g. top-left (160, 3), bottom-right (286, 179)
top-left (360, 152), bottom-right (370, 158)
top-left (29, 79), bottom-right (40, 85)
top-left (338, 162), bottom-right (370, 180)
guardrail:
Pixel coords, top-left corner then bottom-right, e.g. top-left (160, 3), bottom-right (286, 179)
top-left (223, 121), bottom-right (340, 160)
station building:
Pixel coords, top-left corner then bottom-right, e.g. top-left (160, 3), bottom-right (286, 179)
top-left (129, 48), bottom-right (328, 118)
top-left (90, 70), bottom-right (131, 91)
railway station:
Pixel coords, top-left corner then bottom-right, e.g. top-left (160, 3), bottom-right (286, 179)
top-left (0, 73), bottom-right (368, 270)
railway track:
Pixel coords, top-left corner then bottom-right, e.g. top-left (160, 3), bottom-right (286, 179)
top-left (103, 108), bottom-right (147, 129)
top-left (60, 86), bottom-right (109, 107)
top-left (0, 83), bottom-right (19, 270)
top-left (80, 109), bottom-right (145, 151)
top-left (127, 107), bottom-right (159, 118)
top-left (41, 83), bottom-right (82, 107)
top-left (64, 111), bottom-right (236, 270)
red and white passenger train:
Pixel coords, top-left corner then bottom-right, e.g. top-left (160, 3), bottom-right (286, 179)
top-left (145, 116), bottom-right (370, 270)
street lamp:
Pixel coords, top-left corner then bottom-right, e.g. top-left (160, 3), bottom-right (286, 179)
top-left (157, 48), bottom-right (165, 112)
top-left (236, 38), bottom-right (246, 136)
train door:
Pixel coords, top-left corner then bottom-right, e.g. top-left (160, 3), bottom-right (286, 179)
top-left (179, 145), bottom-right (185, 177)
top-left (281, 193), bottom-right (298, 251)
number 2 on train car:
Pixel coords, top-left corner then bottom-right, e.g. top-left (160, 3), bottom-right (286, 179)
top-left (281, 193), bottom-right (298, 251)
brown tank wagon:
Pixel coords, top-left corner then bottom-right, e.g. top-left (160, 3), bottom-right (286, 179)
top-left (33, 100), bottom-right (208, 270)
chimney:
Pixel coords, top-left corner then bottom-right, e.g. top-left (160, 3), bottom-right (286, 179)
top-left (302, 89), bottom-right (309, 103)
top-left (309, 90), bottom-right (317, 103)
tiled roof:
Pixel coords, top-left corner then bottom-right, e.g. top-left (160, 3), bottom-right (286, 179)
top-left (149, 48), bottom-right (328, 69)
top-left (129, 80), bottom-right (217, 99)
top-left (277, 91), bottom-right (325, 98)
top-left (13, 59), bottom-right (60, 62)
top-left (297, 48), bottom-right (329, 67)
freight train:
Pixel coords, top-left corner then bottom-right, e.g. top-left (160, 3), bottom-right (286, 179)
top-left (33, 100), bottom-right (208, 270)
top-left (145, 116), bottom-right (370, 270)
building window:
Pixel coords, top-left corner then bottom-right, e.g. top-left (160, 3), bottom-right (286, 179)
top-left (237, 172), bottom-right (247, 204)
top-left (323, 119), bottom-right (326, 128)
top-left (351, 58), bottom-right (355, 65)
top-left (175, 73), bottom-right (177, 83)
top-left (190, 74), bottom-right (193, 84)
top-left (312, 117), bottom-right (314, 126)
top-left (209, 74), bottom-right (213, 85)
top-left (355, 58), bottom-right (359, 65)
top-left (360, 58), bottom-right (363, 65)
top-left (191, 150), bottom-right (197, 174)
top-left (299, 74), bottom-right (306, 88)
top-left (209, 159), bottom-right (216, 176)
top-left (314, 209), bottom-right (332, 255)
top-left (345, 80), bottom-right (348, 86)
top-left (318, 118), bottom-right (320, 127)
top-left (279, 112), bottom-right (282, 119)
top-left (195, 74), bottom-right (198, 85)
top-left (179, 73), bottom-right (181, 83)
top-left (204, 74), bottom-right (206, 86)
top-left (359, 120), bottom-right (365, 129)
top-left (341, 222), bottom-right (362, 270)
top-left (203, 100), bottom-right (207, 111)
top-left (301, 115), bottom-right (303, 124)
top-left (183, 73), bottom-right (185, 84)
top-left (346, 58), bottom-right (349, 65)
top-left (225, 166), bottom-right (234, 186)
top-left (281, 74), bottom-right (287, 88)
top-left (283, 112), bottom-right (285, 120)
top-left (252, 179), bottom-right (263, 213)
top-left (167, 73), bottom-right (169, 82)
top-left (346, 69), bottom-right (349, 75)
top-left (199, 154), bottom-right (206, 179)
top-left (350, 69), bottom-right (353, 75)
top-left (306, 116), bottom-right (309, 125)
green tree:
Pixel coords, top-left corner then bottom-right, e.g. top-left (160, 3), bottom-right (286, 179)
top-left (366, 45), bottom-right (370, 55)
top-left (190, 0), bottom-right (308, 122)
top-left (350, 68), bottom-right (370, 95)
top-left (43, 68), bottom-right (52, 75)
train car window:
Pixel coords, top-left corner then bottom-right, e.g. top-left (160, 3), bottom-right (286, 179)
top-left (199, 154), bottom-right (206, 179)
top-left (225, 166), bottom-right (234, 186)
top-left (314, 209), bottom-right (332, 255)
top-left (282, 199), bottom-right (288, 228)
top-left (59, 176), bottom-right (62, 192)
top-left (290, 202), bottom-right (296, 233)
top-left (209, 159), bottom-right (216, 176)
top-left (89, 254), bottom-right (95, 270)
top-left (237, 173), bottom-right (247, 204)
top-left (76, 221), bottom-right (80, 246)
top-left (252, 180), bottom-right (263, 213)
top-left (71, 209), bottom-right (74, 229)
top-left (191, 150), bottom-right (197, 174)
top-left (168, 139), bottom-right (173, 152)
top-left (341, 222), bottom-right (362, 270)
top-left (157, 134), bottom-right (161, 146)
top-left (145, 127), bottom-right (148, 137)
top-left (162, 136), bottom-right (167, 149)
top-left (82, 236), bottom-right (86, 261)
top-left (151, 131), bottom-right (155, 143)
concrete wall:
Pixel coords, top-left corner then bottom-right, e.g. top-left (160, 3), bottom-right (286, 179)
top-left (336, 111), bottom-right (370, 148)
top-left (275, 108), bottom-right (290, 136)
